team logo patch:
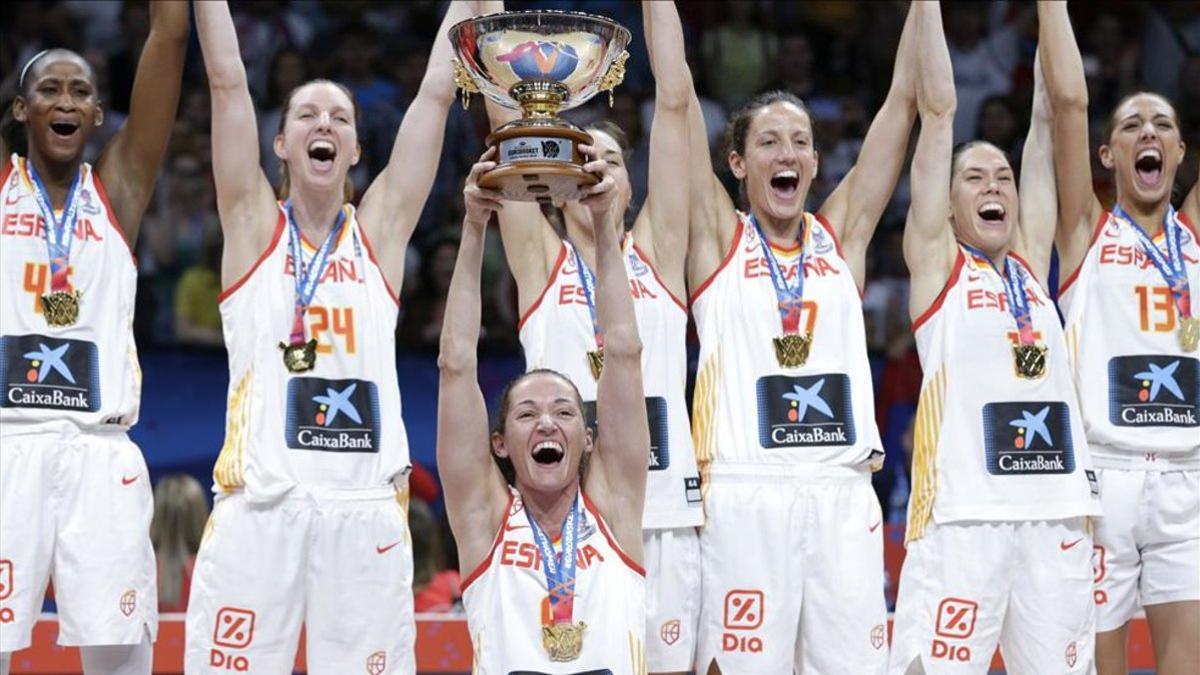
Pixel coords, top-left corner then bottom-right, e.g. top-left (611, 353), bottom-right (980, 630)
top-left (660, 619), bottom-right (681, 646)
top-left (0, 334), bottom-right (100, 412)
top-left (756, 374), bottom-right (856, 448)
top-left (119, 590), bottom-right (136, 617)
top-left (811, 224), bottom-right (834, 254)
top-left (1107, 356), bottom-right (1199, 427)
top-left (982, 401), bottom-right (1075, 475)
top-left (583, 397), bottom-right (669, 470)
top-left (627, 251), bottom-right (649, 277)
top-left (79, 188), bottom-right (101, 216)
top-left (285, 377), bottom-right (381, 452)
top-left (365, 650), bottom-right (386, 675)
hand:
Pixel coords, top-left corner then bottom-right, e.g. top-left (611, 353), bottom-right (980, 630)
top-left (578, 143), bottom-right (618, 228)
top-left (463, 147), bottom-right (503, 228)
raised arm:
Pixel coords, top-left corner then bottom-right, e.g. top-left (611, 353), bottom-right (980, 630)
top-left (95, 0), bottom-right (189, 246)
top-left (1038, 0), bottom-right (1101, 282)
top-left (1185, 181), bottom-right (1200, 228)
top-left (904, 0), bottom-right (958, 323)
top-left (1015, 55), bottom-right (1058, 285)
top-left (639, 0), bottom-right (691, 297)
top-left (356, 0), bottom-right (475, 293)
top-left (580, 148), bottom-right (649, 559)
top-left (437, 149), bottom-right (510, 573)
top-left (195, 0), bottom-right (279, 287)
top-left (819, 0), bottom-right (919, 288)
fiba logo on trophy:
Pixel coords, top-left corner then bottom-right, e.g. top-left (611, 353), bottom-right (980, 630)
top-left (449, 10), bottom-right (631, 202)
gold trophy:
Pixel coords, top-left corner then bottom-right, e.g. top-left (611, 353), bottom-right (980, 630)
top-left (449, 11), bottom-right (631, 203)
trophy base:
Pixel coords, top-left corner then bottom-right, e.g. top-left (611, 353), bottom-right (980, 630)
top-left (483, 123), bottom-right (597, 202)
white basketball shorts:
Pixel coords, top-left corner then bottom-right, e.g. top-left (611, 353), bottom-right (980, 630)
top-left (0, 428), bottom-right (157, 652)
top-left (184, 486), bottom-right (414, 674)
top-left (644, 526), bottom-right (700, 673)
top-left (889, 518), bottom-right (1094, 674)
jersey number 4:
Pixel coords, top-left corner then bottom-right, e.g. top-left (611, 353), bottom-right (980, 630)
top-left (307, 306), bottom-right (356, 354)
top-left (23, 262), bottom-right (73, 315)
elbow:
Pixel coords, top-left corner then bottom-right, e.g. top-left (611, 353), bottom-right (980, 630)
top-left (602, 326), bottom-right (643, 360)
top-left (918, 99), bottom-right (957, 124)
top-left (437, 347), bottom-right (478, 377)
top-left (1049, 88), bottom-right (1088, 113)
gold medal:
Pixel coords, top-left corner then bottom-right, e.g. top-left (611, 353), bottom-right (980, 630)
top-left (1012, 343), bottom-right (1048, 379)
top-left (279, 339), bottom-right (318, 373)
top-left (773, 332), bottom-right (812, 368)
top-left (542, 621), bottom-right (586, 662)
top-left (1180, 317), bottom-right (1200, 352)
top-left (41, 290), bottom-right (81, 327)
top-left (586, 348), bottom-right (604, 380)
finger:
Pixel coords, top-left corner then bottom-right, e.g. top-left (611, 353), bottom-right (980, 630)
top-left (578, 143), bottom-right (598, 161)
top-left (481, 146), bottom-right (497, 161)
top-left (581, 159), bottom-right (607, 174)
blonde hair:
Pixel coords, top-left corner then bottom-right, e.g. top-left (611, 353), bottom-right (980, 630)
top-left (150, 475), bottom-right (209, 607)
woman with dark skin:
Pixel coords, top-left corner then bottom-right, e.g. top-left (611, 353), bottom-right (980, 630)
top-left (0, 3), bottom-right (189, 674)
top-left (1040, 2), bottom-right (1200, 673)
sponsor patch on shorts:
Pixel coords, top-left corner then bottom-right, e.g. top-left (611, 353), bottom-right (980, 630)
top-left (584, 397), bottom-right (669, 470)
top-left (1107, 355), bottom-right (1199, 427)
top-left (755, 374), bottom-right (856, 448)
top-left (982, 401), bottom-right (1074, 475)
top-left (284, 377), bottom-right (380, 452)
top-left (0, 334), bottom-right (100, 412)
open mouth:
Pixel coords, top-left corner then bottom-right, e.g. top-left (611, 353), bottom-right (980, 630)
top-left (307, 140), bottom-right (337, 171)
top-left (769, 170), bottom-right (799, 199)
top-left (1134, 148), bottom-right (1163, 188)
top-left (977, 201), bottom-right (1006, 224)
top-left (50, 121), bottom-right (80, 138)
top-left (532, 440), bottom-right (565, 466)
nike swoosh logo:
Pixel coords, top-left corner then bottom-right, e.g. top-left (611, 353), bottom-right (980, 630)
top-left (504, 522), bottom-right (529, 533)
top-left (1060, 538), bottom-right (1083, 551)
top-left (376, 541), bottom-right (402, 554)
top-left (869, 520), bottom-right (882, 533)
top-left (121, 474), bottom-right (139, 485)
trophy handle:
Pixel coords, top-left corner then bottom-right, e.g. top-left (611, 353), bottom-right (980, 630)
top-left (597, 51), bottom-right (629, 108)
top-left (451, 58), bottom-right (480, 110)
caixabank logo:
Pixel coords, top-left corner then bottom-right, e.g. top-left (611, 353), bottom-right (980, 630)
top-left (756, 374), bottom-right (855, 448)
top-left (982, 401), bottom-right (1074, 475)
top-left (0, 335), bottom-right (100, 412)
top-left (285, 378), bottom-right (380, 452)
top-left (583, 396), bottom-right (670, 470)
top-left (1108, 356), bottom-right (1199, 427)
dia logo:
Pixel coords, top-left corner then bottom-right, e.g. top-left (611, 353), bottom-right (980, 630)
top-left (756, 374), bottom-right (856, 448)
top-left (285, 377), bottom-right (380, 453)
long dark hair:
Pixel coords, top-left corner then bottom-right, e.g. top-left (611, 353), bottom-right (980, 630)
top-left (541, 120), bottom-right (635, 234)
top-left (489, 368), bottom-right (585, 486)
top-left (724, 90), bottom-right (812, 207)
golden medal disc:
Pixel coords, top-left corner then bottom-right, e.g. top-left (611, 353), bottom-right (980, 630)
top-left (587, 348), bottom-right (605, 380)
top-left (1180, 317), bottom-right (1200, 352)
top-left (542, 621), bottom-right (586, 662)
top-left (41, 290), bottom-right (81, 327)
top-left (1012, 343), bottom-right (1048, 379)
top-left (279, 339), bottom-right (319, 373)
top-left (773, 332), bottom-right (813, 368)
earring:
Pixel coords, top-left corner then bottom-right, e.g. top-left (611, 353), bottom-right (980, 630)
top-left (94, 118), bottom-right (102, 127)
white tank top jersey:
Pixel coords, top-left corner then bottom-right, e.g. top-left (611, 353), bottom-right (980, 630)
top-left (518, 236), bottom-right (703, 529)
top-left (689, 212), bottom-right (884, 484)
top-left (907, 246), bottom-right (1101, 542)
top-left (213, 203), bottom-right (409, 500)
top-left (0, 155), bottom-right (140, 433)
top-left (462, 488), bottom-right (647, 675)
top-left (1059, 210), bottom-right (1200, 469)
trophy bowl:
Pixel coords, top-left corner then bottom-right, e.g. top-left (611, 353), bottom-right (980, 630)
top-left (449, 10), bottom-right (631, 202)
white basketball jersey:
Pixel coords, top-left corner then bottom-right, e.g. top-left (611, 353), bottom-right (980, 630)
top-left (1059, 210), bottom-right (1200, 468)
top-left (462, 488), bottom-right (647, 674)
top-left (690, 213), bottom-right (884, 483)
top-left (907, 247), bottom-right (1101, 542)
top-left (213, 203), bottom-right (409, 500)
top-left (0, 156), bottom-right (140, 432)
top-left (518, 236), bottom-right (703, 529)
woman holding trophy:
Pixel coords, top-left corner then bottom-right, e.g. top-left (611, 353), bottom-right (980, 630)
top-left (464, 3), bottom-right (703, 672)
top-left (1039, 2), bottom-right (1200, 672)
top-left (438, 145), bottom-right (650, 669)
top-left (648, 0), bottom-right (922, 671)
top-left (186, 0), bottom-right (473, 671)
top-left (0, 4), bottom-right (188, 673)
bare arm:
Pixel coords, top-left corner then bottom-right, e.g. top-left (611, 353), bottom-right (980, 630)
top-left (640, 0), bottom-right (691, 298)
top-left (904, 0), bottom-right (958, 323)
top-left (195, 0), bottom-right (279, 288)
top-left (357, 0), bottom-right (475, 295)
top-left (1038, 0), bottom-right (1101, 283)
top-left (437, 150), bottom-right (510, 573)
top-left (1183, 179), bottom-right (1199, 227)
top-left (1015, 55), bottom-right (1057, 285)
top-left (819, 0), bottom-right (919, 289)
top-left (95, 0), bottom-right (189, 246)
top-left (580, 150), bottom-right (648, 560)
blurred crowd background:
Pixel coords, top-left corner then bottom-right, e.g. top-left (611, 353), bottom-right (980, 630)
top-left (2, 0), bottom-right (1197, 613)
